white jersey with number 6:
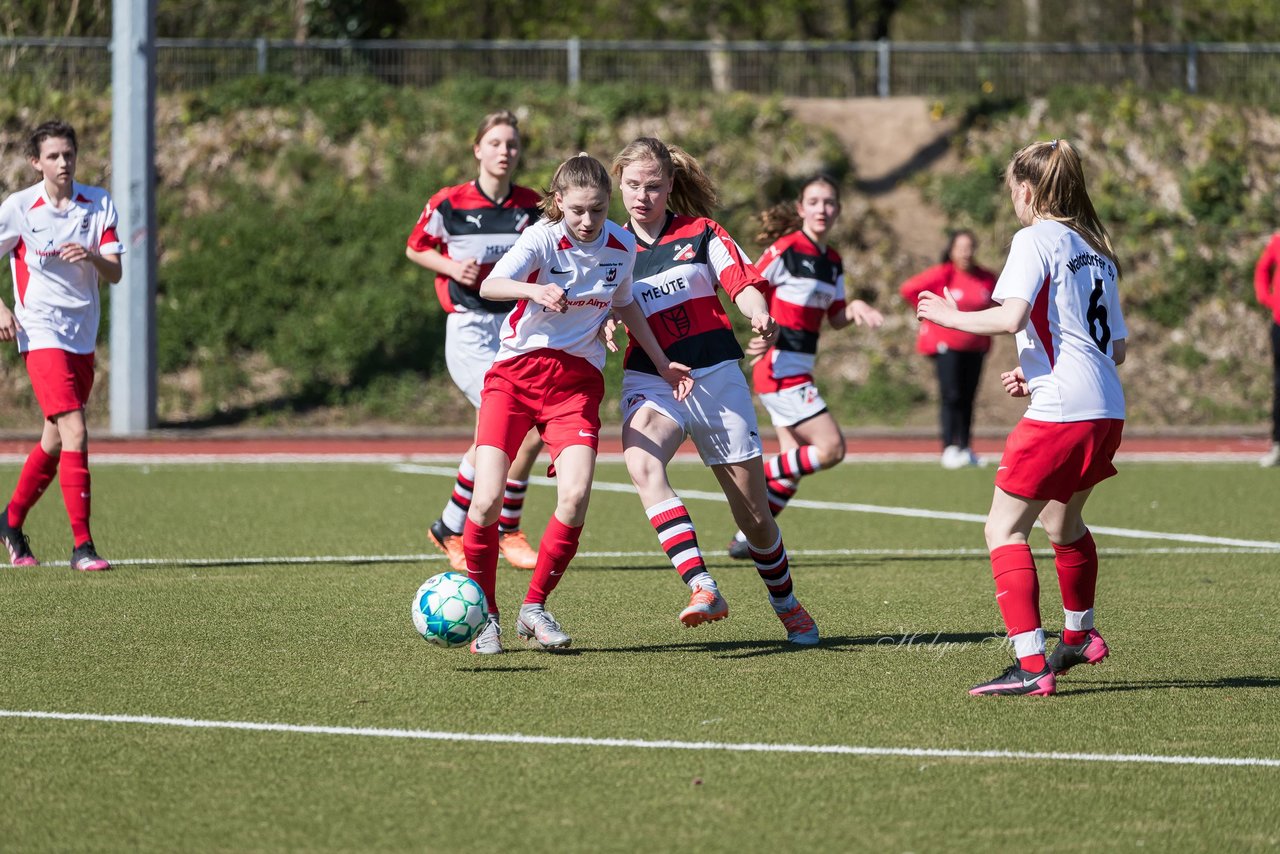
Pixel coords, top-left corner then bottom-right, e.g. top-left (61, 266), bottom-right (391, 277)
top-left (993, 219), bottom-right (1126, 422)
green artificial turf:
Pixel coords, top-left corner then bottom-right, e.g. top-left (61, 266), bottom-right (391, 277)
top-left (0, 460), bottom-right (1277, 852)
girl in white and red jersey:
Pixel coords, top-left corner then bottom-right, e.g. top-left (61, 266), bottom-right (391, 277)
top-left (725, 175), bottom-right (884, 559)
top-left (610, 137), bottom-right (819, 645)
top-left (462, 153), bottom-right (692, 655)
top-left (0, 121), bottom-right (123, 572)
top-left (917, 139), bottom-right (1127, 697)
top-left (406, 110), bottom-right (545, 572)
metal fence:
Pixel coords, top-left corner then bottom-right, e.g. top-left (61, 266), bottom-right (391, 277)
top-left (4, 36), bottom-right (1280, 100)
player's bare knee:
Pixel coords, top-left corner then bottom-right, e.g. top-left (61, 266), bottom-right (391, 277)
top-left (467, 496), bottom-right (502, 527)
top-left (819, 441), bottom-right (846, 468)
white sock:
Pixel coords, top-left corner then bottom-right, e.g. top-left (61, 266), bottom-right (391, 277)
top-left (688, 572), bottom-right (716, 592)
top-left (1011, 628), bottom-right (1046, 660)
top-left (440, 457), bottom-right (476, 533)
top-left (1063, 608), bottom-right (1094, 632)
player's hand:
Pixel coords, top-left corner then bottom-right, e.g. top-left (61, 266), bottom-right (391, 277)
top-left (452, 257), bottom-right (481, 286)
top-left (598, 314), bottom-right (622, 352)
top-left (660, 361), bottom-right (695, 402)
top-left (1000, 366), bottom-right (1029, 398)
top-left (750, 311), bottom-right (778, 345)
top-left (0, 304), bottom-right (19, 341)
top-left (915, 288), bottom-right (958, 327)
top-left (848, 299), bottom-right (884, 328)
top-left (57, 242), bottom-right (93, 264)
top-left (744, 334), bottom-right (769, 366)
top-left (531, 283), bottom-right (568, 312)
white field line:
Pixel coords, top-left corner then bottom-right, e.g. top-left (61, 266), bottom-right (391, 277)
top-left (0, 709), bottom-right (1275, 769)
top-left (109, 544), bottom-right (1280, 569)
top-left (0, 451), bottom-right (1263, 465)
top-left (394, 464), bottom-right (1280, 552)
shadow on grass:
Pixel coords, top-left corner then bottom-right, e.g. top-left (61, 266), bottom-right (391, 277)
top-left (586, 631), bottom-right (999, 660)
top-left (1059, 675), bottom-right (1280, 696)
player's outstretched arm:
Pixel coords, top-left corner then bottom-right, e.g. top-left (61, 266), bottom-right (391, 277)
top-left (480, 277), bottom-right (567, 312)
top-left (59, 244), bottom-right (122, 284)
top-left (917, 290), bottom-right (1028, 336)
top-left (830, 298), bottom-right (884, 331)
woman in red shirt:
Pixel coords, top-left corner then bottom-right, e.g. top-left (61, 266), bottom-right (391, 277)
top-left (900, 230), bottom-right (998, 469)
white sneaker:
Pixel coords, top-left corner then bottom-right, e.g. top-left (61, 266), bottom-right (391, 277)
top-left (1260, 443), bottom-right (1280, 468)
top-left (941, 445), bottom-right (966, 470)
top-left (516, 606), bottom-right (572, 650)
top-left (469, 616), bottom-right (503, 655)
top-left (679, 584), bottom-right (729, 627)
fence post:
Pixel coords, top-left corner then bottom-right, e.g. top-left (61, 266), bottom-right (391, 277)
top-left (567, 36), bottom-right (581, 89)
top-left (256, 37), bottom-right (267, 75)
top-left (877, 39), bottom-right (890, 98)
top-left (1186, 42), bottom-right (1198, 94)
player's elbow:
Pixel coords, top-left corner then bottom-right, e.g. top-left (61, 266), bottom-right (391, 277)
top-left (1112, 339), bottom-right (1127, 365)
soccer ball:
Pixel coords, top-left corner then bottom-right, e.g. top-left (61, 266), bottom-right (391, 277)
top-left (411, 571), bottom-right (489, 648)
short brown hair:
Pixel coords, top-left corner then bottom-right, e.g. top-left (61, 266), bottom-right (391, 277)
top-left (26, 120), bottom-right (77, 160)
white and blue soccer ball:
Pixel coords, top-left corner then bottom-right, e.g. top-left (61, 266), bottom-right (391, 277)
top-left (411, 571), bottom-right (489, 648)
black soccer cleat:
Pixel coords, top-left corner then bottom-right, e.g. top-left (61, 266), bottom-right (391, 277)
top-left (968, 663), bottom-right (1056, 696)
top-left (1047, 629), bottom-right (1109, 675)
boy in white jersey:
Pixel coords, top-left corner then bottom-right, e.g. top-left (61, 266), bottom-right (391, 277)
top-left (462, 153), bottom-right (692, 655)
top-left (0, 121), bottom-right (123, 572)
top-left (917, 139), bottom-right (1126, 697)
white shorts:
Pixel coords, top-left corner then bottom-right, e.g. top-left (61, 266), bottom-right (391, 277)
top-left (446, 310), bottom-right (504, 408)
top-left (621, 362), bottom-right (763, 466)
top-left (759, 381), bottom-right (828, 428)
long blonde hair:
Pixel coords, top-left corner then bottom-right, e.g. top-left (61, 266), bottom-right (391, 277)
top-left (539, 152), bottom-right (611, 222)
top-left (756, 174), bottom-right (841, 245)
top-left (1006, 139), bottom-right (1120, 275)
top-left (610, 137), bottom-right (718, 219)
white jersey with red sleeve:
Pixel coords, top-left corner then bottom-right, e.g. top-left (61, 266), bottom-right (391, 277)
top-left (994, 220), bottom-right (1126, 422)
top-left (0, 181), bottom-right (124, 354)
top-left (754, 229), bottom-right (847, 391)
top-left (485, 218), bottom-right (635, 371)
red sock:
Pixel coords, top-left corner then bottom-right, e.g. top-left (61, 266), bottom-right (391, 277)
top-left (1053, 531), bottom-right (1099, 645)
top-left (9, 444), bottom-right (60, 527)
top-left (58, 450), bottom-right (92, 547)
top-left (990, 543), bottom-right (1044, 672)
top-left (523, 515), bottom-right (581, 607)
top-left (463, 518), bottom-right (500, 618)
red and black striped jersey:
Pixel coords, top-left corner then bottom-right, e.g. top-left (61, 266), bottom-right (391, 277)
top-left (624, 213), bottom-right (765, 375)
top-left (407, 181), bottom-right (542, 314)
top-left (752, 230), bottom-right (847, 393)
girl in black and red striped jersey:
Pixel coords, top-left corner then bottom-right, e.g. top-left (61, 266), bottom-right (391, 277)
top-left (608, 137), bottom-right (819, 645)
top-left (406, 110), bottom-right (545, 572)
top-left (725, 175), bottom-right (884, 558)
top-left (463, 153), bottom-right (693, 655)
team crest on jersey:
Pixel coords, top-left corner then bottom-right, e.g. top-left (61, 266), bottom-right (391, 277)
top-left (599, 261), bottom-right (624, 287)
top-left (672, 243), bottom-right (696, 262)
top-left (80, 215), bottom-right (92, 233)
top-left (660, 305), bottom-right (691, 338)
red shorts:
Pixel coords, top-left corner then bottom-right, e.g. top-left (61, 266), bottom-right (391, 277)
top-left (24, 349), bottom-right (95, 419)
top-left (476, 349), bottom-right (604, 465)
top-left (995, 418), bottom-right (1124, 504)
